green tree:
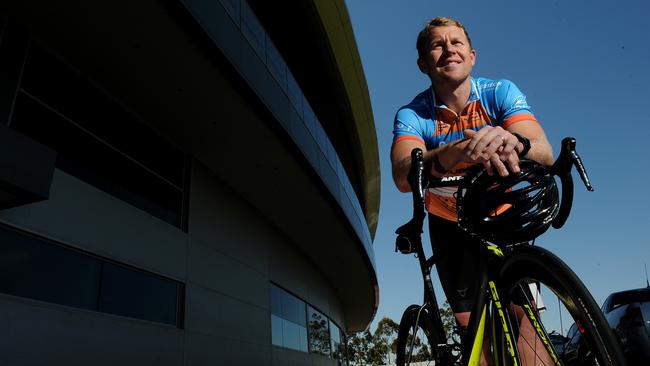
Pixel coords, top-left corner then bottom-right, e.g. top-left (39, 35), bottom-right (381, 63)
top-left (346, 330), bottom-right (372, 365)
top-left (440, 300), bottom-right (456, 339)
top-left (370, 317), bottom-right (399, 365)
top-left (345, 317), bottom-right (400, 366)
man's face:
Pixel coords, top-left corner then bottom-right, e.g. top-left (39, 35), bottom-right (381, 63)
top-left (418, 26), bottom-right (476, 86)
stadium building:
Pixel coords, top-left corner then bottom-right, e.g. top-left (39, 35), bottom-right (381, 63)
top-left (0, 0), bottom-right (379, 364)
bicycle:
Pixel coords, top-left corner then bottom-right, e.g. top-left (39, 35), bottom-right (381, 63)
top-left (393, 137), bottom-right (627, 366)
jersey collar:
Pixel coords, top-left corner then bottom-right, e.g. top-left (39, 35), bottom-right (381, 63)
top-left (429, 77), bottom-right (480, 110)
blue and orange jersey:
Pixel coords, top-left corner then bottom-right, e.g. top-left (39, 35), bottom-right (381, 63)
top-left (392, 77), bottom-right (538, 221)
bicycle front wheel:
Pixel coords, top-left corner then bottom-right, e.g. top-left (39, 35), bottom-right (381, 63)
top-left (396, 304), bottom-right (437, 366)
top-left (496, 245), bottom-right (626, 366)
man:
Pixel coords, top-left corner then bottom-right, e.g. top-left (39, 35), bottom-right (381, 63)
top-left (391, 17), bottom-right (554, 364)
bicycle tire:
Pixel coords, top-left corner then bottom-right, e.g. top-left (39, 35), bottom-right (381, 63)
top-left (396, 304), bottom-right (437, 366)
top-left (497, 245), bottom-right (626, 366)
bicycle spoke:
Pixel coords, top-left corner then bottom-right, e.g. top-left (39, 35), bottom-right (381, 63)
top-left (518, 283), bottom-right (554, 366)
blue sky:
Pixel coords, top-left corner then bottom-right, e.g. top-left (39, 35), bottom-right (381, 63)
top-left (345, 0), bottom-right (650, 329)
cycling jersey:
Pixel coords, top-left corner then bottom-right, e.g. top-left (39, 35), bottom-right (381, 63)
top-left (393, 77), bottom-right (538, 221)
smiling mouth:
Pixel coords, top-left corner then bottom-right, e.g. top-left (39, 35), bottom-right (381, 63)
top-left (439, 59), bottom-right (461, 66)
top-left (439, 61), bottom-right (461, 68)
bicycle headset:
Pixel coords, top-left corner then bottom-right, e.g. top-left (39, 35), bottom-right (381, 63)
top-left (456, 160), bottom-right (560, 245)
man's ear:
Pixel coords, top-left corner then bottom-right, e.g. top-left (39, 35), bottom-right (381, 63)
top-left (417, 58), bottom-right (428, 74)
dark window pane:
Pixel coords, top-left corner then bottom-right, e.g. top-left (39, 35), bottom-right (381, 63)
top-left (330, 321), bottom-right (342, 360)
top-left (270, 284), bottom-right (309, 352)
top-left (281, 290), bottom-right (305, 326)
top-left (271, 314), bottom-right (283, 346)
top-left (0, 226), bottom-right (101, 309)
top-left (11, 93), bottom-right (183, 227)
top-left (20, 43), bottom-right (185, 186)
top-left (308, 306), bottom-right (331, 356)
top-left (299, 325), bottom-right (308, 352)
top-left (0, 21), bottom-right (29, 127)
top-left (282, 319), bottom-right (301, 351)
top-left (339, 331), bottom-right (348, 363)
top-left (270, 284), bottom-right (282, 316)
top-left (99, 262), bottom-right (180, 326)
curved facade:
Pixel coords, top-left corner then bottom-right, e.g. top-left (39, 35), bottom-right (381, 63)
top-left (0, 0), bottom-right (379, 365)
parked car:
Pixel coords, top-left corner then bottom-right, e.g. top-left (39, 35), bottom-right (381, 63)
top-left (600, 287), bottom-right (650, 364)
top-left (553, 287), bottom-right (650, 365)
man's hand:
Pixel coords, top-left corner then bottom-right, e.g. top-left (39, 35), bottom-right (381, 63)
top-left (464, 126), bottom-right (520, 176)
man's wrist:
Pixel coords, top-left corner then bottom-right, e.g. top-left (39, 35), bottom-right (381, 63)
top-left (432, 153), bottom-right (448, 175)
top-left (430, 144), bottom-right (452, 176)
top-left (512, 133), bottom-right (531, 157)
top-left (431, 143), bottom-right (461, 176)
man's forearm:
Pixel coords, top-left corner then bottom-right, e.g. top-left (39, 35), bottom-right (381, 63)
top-left (392, 143), bottom-right (462, 192)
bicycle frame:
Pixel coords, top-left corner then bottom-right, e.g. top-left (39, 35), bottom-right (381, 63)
top-left (396, 138), bottom-right (593, 365)
top-left (404, 222), bottom-right (561, 366)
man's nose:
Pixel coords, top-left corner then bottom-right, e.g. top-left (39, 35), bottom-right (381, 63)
top-left (442, 42), bottom-right (456, 54)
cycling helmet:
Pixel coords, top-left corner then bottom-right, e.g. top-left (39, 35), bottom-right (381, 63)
top-left (456, 160), bottom-right (560, 245)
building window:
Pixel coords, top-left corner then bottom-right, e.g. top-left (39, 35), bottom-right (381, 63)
top-left (0, 224), bottom-right (183, 327)
top-left (9, 42), bottom-right (188, 229)
top-left (270, 284), bottom-right (308, 352)
top-left (308, 305), bottom-right (331, 356)
top-left (270, 282), bottom-right (348, 363)
top-left (0, 224), bottom-right (101, 310)
top-left (330, 320), bottom-right (345, 362)
top-left (98, 262), bottom-right (181, 325)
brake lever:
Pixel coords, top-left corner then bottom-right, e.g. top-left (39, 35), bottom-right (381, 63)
top-left (552, 137), bottom-right (594, 192)
top-left (571, 150), bottom-right (594, 192)
top-left (551, 137), bottom-right (594, 229)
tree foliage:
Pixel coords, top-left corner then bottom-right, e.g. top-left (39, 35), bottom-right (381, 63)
top-left (308, 312), bottom-right (331, 356)
top-left (345, 316), bottom-right (398, 365)
top-left (345, 303), bottom-right (456, 365)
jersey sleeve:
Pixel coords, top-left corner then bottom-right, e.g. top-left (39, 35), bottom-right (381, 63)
top-left (392, 108), bottom-right (426, 145)
top-left (495, 80), bottom-right (538, 128)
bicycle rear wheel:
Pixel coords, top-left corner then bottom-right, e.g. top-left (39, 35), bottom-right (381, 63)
top-left (396, 304), bottom-right (437, 366)
top-left (497, 245), bottom-right (626, 366)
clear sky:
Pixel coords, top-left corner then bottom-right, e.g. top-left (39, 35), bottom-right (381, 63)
top-left (345, 0), bottom-right (650, 330)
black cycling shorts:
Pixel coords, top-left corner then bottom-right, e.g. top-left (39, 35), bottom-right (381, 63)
top-left (428, 214), bottom-right (483, 314)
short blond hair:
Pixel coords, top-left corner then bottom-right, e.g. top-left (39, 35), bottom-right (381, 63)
top-left (416, 17), bottom-right (472, 60)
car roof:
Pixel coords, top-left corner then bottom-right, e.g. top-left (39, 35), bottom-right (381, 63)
top-left (602, 287), bottom-right (650, 313)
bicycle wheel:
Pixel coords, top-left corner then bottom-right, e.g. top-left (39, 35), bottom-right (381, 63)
top-left (496, 245), bottom-right (626, 366)
top-left (396, 304), bottom-right (437, 366)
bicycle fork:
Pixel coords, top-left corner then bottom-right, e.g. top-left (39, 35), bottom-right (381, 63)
top-left (463, 277), bottom-right (521, 366)
top-left (462, 244), bottom-right (524, 366)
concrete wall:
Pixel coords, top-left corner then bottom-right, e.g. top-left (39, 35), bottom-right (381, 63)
top-left (0, 161), bottom-right (344, 365)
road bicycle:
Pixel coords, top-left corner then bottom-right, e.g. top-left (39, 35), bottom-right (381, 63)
top-left (394, 137), bottom-right (626, 365)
